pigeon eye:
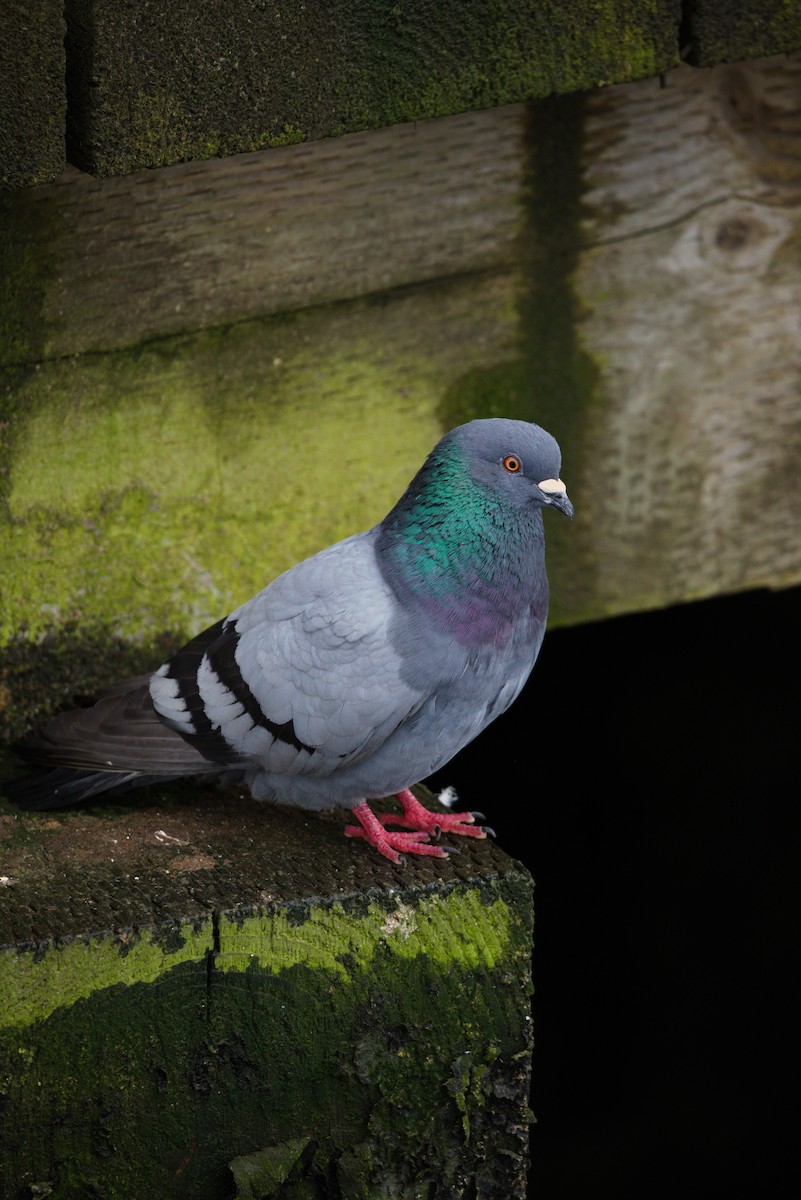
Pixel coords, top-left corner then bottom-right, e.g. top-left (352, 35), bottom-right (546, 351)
top-left (502, 454), bottom-right (522, 473)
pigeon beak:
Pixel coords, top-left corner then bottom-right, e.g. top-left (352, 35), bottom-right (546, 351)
top-left (538, 478), bottom-right (574, 520)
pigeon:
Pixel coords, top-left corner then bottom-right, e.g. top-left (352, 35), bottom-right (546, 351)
top-left (6, 418), bottom-right (573, 863)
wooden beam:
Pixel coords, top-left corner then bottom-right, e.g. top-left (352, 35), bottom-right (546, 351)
top-left (0, 105), bottom-right (525, 365)
top-left (550, 55), bottom-right (801, 619)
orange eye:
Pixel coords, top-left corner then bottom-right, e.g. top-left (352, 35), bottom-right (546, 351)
top-left (503, 454), bottom-right (522, 473)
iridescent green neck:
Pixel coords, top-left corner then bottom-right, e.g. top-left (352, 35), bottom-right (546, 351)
top-left (379, 441), bottom-right (492, 579)
top-left (376, 441), bottom-right (546, 640)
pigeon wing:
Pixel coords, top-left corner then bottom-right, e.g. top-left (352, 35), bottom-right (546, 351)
top-left (150, 532), bottom-right (426, 779)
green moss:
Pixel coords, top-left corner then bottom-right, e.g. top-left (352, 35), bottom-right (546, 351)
top-left (217, 889), bottom-right (513, 979)
top-left (438, 360), bottom-right (532, 430)
top-left (63, 0), bottom-right (678, 175)
top-left (338, 0), bottom-right (676, 134)
top-left (0, 920), bottom-right (213, 1031)
top-left (0, 309), bottom-right (444, 653)
top-left (257, 124), bottom-right (306, 149)
top-left (65, 0), bottom-right (344, 174)
top-left (108, 95), bottom-right (307, 172)
top-left (686, 0), bottom-right (801, 66)
top-left (1, 812), bottom-right (515, 1040)
top-left (229, 1138), bottom-right (316, 1199)
top-left (0, 0), bottom-right (65, 188)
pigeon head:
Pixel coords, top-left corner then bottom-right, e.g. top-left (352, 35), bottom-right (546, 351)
top-left (380, 417), bottom-right (574, 548)
top-left (376, 418), bottom-right (572, 641)
top-left (441, 418), bottom-right (574, 519)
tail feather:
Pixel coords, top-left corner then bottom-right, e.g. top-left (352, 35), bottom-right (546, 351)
top-left (14, 682), bottom-right (223, 775)
top-left (4, 767), bottom-right (175, 811)
top-left (6, 679), bottom-right (229, 811)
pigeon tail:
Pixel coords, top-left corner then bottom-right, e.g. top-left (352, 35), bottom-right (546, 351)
top-left (4, 767), bottom-right (177, 811)
top-left (8, 679), bottom-right (229, 810)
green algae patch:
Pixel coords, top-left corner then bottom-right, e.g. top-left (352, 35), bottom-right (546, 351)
top-left (217, 889), bottom-right (513, 980)
top-left (0, 919), bottom-right (214, 1031)
top-left (1, 272), bottom-right (520, 731)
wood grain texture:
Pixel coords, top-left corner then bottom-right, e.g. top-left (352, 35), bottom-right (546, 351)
top-left (1, 105), bottom-right (524, 365)
top-left (561, 56), bottom-right (801, 617)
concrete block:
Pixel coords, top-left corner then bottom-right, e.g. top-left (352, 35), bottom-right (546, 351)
top-left (684, 0), bottom-right (801, 66)
top-left (0, 787), bottom-right (534, 1199)
top-left (63, 0), bottom-right (680, 175)
top-left (0, 0), bottom-right (66, 188)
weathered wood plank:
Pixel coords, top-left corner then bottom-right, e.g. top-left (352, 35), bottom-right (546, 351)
top-left (0, 786), bottom-right (533, 1199)
top-left (0, 105), bottom-right (524, 365)
top-left (542, 56), bottom-right (801, 620)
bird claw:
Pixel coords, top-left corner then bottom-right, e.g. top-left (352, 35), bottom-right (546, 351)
top-left (344, 820), bottom-right (450, 862)
top-left (373, 810), bottom-right (487, 839)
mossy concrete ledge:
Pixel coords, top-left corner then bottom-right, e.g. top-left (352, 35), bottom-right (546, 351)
top-left (0, 784), bottom-right (534, 1199)
top-left (684, 0), bottom-right (801, 66)
top-left (0, 0), bottom-right (66, 188)
top-left (64, 0), bottom-right (680, 176)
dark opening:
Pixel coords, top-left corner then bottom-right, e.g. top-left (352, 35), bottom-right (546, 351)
top-left (429, 584), bottom-right (800, 1199)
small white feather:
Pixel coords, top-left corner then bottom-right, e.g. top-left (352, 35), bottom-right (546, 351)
top-left (438, 786), bottom-right (459, 810)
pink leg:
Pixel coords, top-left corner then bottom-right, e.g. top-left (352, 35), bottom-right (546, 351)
top-left (344, 801), bottom-right (450, 864)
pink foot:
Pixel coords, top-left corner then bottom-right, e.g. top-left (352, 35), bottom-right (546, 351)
top-left (345, 801), bottom-right (449, 864)
top-left (375, 788), bottom-right (490, 840)
top-left (344, 789), bottom-right (492, 863)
